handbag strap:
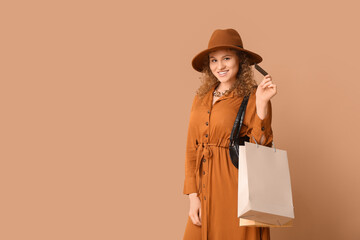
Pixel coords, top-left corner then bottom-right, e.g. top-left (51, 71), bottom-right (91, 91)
top-left (229, 94), bottom-right (250, 144)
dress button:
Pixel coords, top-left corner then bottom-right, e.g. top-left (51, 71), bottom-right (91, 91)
top-left (203, 159), bottom-right (206, 162)
top-left (261, 126), bottom-right (265, 131)
top-left (205, 134), bottom-right (208, 137)
top-left (203, 171), bottom-right (205, 175)
top-left (203, 184), bottom-right (205, 187)
top-left (207, 110), bottom-right (210, 114)
top-left (204, 196), bottom-right (206, 200)
top-left (205, 122), bottom-right (208, 126)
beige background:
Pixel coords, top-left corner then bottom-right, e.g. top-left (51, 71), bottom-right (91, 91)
top-left (1, 0), bottom-right (360, 239)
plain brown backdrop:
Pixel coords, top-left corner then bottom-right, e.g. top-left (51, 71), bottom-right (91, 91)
top-left (1, 0), bottom-right (360, 239)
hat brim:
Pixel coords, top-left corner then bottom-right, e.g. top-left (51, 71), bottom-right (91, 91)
top-left (191, 45), bottom-right (263, 72)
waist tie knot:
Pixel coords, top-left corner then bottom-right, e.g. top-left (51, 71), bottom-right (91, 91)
top-left (193, 142), bottom-right (229, 194)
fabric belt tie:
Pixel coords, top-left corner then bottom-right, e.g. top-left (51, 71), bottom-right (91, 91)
top-left (193, 142), bottom-right (228, 194)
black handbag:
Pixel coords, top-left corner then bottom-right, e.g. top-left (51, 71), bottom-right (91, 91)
top-left (229, 94), bottom-right (250, 169)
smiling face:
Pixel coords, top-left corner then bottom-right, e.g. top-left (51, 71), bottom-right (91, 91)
top-left (209, 48), bottom-right (240, 85)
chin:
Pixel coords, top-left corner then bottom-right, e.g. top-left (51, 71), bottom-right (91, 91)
top-left (221, 78), bottom-right (232, 83)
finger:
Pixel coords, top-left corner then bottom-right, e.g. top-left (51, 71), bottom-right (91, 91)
top-left (262, 81), bottom-right (274, 89)
top-left (260, 78), bottom-right (272, 87)
top-left (190, 213), bottom-right (200, 226)
top-left (260, 80), bottom-right (273, 89)
top-left (266, 83), bottom-right (276, 89)
top-left (199, 208), bottom-right (202, 222)
top-left (194, 211), bottom-right (201, 225)
top-left (263, 75), bottom-right (271, 80)
top-left (264, 76), bottom-right (272, 82)
top-left (189, 214), bottom-right (195, 225)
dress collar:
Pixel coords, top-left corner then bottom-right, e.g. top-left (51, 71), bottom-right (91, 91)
top-left (201, 82), bottom-right (236, 108)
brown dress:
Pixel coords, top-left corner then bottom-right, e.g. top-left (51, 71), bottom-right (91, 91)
top-left (182, 82), bottom-right (274, 240)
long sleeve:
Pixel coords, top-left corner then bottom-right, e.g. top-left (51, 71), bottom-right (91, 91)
top-left (246, 94), bottom-right (274, 147)
top-left (183, 95), bottom-right (199, 195)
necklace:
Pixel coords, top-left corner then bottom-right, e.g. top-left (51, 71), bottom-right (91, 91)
top-left (213, 87), bottom-right (230, 97)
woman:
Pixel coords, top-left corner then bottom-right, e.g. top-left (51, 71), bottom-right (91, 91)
top-left (182, 28), bottom-right (277, 240)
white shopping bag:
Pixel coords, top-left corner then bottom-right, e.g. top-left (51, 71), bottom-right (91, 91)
top-left (238, 141), bottom-right (295, 227)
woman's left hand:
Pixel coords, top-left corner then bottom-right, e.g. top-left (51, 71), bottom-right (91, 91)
top-left (256, 74), bottom-right (277, 104)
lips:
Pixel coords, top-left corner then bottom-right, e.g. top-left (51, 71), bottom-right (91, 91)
top-left (218, 70), bottom-right (228, 76)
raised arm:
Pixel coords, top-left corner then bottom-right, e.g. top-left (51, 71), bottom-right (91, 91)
top-left (246, 74), bottom-right (277, 147)
top-left (246, 98), bottom-right (273, 147)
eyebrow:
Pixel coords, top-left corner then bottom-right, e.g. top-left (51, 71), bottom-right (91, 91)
top-left (209, 54), bottom-right (233, 59)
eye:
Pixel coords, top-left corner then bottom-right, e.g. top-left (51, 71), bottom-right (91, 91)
top-left (224, 57), bottom-right (230, 60)
top-left (211, 59), bottom-right (217, 63)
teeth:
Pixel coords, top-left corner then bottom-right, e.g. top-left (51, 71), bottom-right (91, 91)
top-left (219, 71), bottom-right (228, 74)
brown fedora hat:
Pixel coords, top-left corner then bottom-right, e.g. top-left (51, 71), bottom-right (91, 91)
top-left (191, 28), bottom-right (263, 72)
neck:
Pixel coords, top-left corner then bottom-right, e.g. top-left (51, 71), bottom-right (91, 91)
top-left (216, 80), bottom-right (235, 92)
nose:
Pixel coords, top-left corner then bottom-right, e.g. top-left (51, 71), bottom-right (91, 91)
top-left (217, 60), bottom-right (226, 70)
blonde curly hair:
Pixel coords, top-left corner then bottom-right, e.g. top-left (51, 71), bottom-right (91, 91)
top-left (195, 47), bottom-right (258, 99)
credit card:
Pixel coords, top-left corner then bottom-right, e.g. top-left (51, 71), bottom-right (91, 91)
top-left (254, 64), bottom-right (268, 76)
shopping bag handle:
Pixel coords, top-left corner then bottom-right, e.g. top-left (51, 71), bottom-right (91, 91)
top-left (251, 136), bottom-right (276, 152)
